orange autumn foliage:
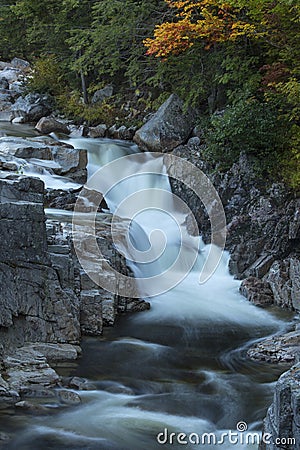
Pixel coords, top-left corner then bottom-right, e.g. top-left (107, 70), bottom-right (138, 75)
top-left (144, 0), bottom-right (259, 57)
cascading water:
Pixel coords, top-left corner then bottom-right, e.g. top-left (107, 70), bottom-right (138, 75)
top-left (1, 131), bottom-right (293, 450)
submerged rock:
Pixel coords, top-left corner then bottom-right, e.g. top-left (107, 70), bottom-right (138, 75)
top-left (15, 401), bottom-right (50, 414)
top-left (56, 389), bottom-right (81, 406)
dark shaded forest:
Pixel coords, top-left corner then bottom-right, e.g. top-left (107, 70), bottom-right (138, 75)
top-left (0, 0), bottom-right (299, 186)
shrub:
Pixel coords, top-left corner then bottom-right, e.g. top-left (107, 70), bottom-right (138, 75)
top-left (205, 98), bottom-right (286, 170)
top-left (27, 55), bottom-right (66, 97)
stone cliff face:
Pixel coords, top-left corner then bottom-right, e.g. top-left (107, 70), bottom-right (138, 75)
top-left (165, 138), bottom-right (300, 450)
top-left (0, 175), bottom-right (149, 361)
top-left (0, 176), bottom-right (80, 355)
top-left (168, 140), bottom-right (300, 313)
top-left (260, 364), bottom-right (300, 450)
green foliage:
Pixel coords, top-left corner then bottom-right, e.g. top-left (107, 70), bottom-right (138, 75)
top-left (0, 0), bottom-right (299, 188)
top-left (205, 97), bottom-right (286, 169)
top-left (67, 0), bottom-right (167, 87)
top-left (26, 55), bottom-right (67, 97)
top-left (57, 91), bottom-right (118, 126)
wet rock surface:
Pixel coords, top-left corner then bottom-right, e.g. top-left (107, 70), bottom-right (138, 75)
top-left (260, 363), bottom-right (300, 449)
top-left (0, 136), bottom-right (87, 184)
top-left (248, 328), bottom-right (300, 364)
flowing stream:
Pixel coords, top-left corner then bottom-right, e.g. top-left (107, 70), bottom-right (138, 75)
top-left (0, 126), bottom-right (295, 450)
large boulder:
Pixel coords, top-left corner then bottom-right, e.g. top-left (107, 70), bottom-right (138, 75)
top-left (92, 85), bottom-right (113, 104)
top-left (35, 117), bottom-right (70, 135)
top-left (88, 123), bottom-right (107, 138)
top-left (10, 57), bottom-right (30, 71)
top-left (133, 94), bottom-right (196, 152)
top-left (11, 93), bottom-right (52, 122)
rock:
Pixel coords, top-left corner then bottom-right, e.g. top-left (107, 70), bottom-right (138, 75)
top-left (92, 85), bottom-right (114, 104)
top-left (0, 111), bottom-right (14, 121)
top-left (88, 123), bottom-right (107, 138)
top-left (50, 145), bottom-right (87, 179)
top-left (69, 124), bottom-right (88, 137)
top-left (107, 124), bottom-right (117, 139)
top-left (240, 277), bottom-right (274, 307)
top-left (3, 347), bottom-right (60, 390)
top-left (0, 78), bottom-right (9, 90)
top-left (0, 173), bottom-right (149, 371)
top-left (35, 117), bottom-right (70, 135)
top-left (56, 389), bottom-right (81, 406)
top-left (260, 363), bottom-right (300, 449)
top-left (0, 373), bottom-right (19, 409)
top-left (9, 81), bottom-right (25, 96)
top-left (264, 258), bottom-right (300, 311)
top-left (0, 176), bottom-right (81, 354)
top-left (125, 299), bottom-right (151, 313)
top-left (11, 93), bottom-right (52, 122)
top-left (80, 290), bottom-right (103, 335)
top-left (0, 432), bottom-right (11, 444)
top-left (12, 116), bottom-right (25, 124)
top-left (19, 387), bottom-right (56, 399)
top-left (115, 125), bottom-right (136, 141)
top-left (26, 343), bottom-right (80, 361)
top-left (0, 136), bottom-right (52, 159)
top-left (67, 377), bottom-right (97, 391)
top-left (0, 136), bottom-right (87, 184)
top-left (0, 68), bottom-right (22, 83)
top-left (133, 94), bottom-right (195, 152)
top-left (10, 57), bottom-right (30, 70)
top-left (15, 401), bottom-right (50, 414)
top-left (0, 375), bottom-right (9, 391)
top-left (248, 330), bottom-right (300, 364)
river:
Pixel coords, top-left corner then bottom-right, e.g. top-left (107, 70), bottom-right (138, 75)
top-left (0, 124), bottom-right (294, 449)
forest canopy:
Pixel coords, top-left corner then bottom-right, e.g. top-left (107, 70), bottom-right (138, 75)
top-left (0, 0), bottom-right (299, 186)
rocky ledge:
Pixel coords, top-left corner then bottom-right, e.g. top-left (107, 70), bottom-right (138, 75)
top-left (0, 175), bottom-right (149, 413)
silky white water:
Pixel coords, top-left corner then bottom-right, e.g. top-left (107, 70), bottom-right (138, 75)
top-left (1, 130), bottom-right (292, 450)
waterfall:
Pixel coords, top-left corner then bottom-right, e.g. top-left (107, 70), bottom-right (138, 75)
top-left (5, 133), bottom-right (288, 450)
top-left (69, 138), bottom-right (282, 328)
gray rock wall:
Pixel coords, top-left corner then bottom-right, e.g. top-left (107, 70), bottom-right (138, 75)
top-left (0, 175), bottom-right (149, 361)
top-left (168, 142), bottom-right (300, 312)
top-left (260, 364), bottom-right (300, 450)
top-left (0, 176), bottom-right (80, 356)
